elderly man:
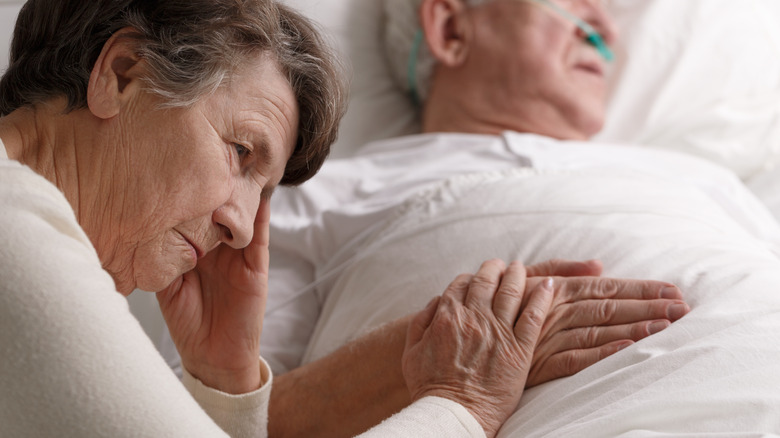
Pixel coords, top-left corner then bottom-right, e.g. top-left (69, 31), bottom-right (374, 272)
top-left (251, 0), bottom-right (693, 437)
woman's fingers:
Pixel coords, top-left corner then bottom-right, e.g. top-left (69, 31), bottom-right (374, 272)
top-left (491, 261), bottom-right (528, 326)
top-left (406, 296), bottom-right (441, 349)
top-left (245, 198), bottom-right (271, 273)
top-left (464, 259), bottom-right (506, 311)
top-left (442, 273), bottom-right (473, 305)
top-left (513, 278), bottom-right (554, 353)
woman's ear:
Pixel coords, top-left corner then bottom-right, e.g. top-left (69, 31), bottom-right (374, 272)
top-left (420, 0), bottom-right (471, 67)
top-left (87, 28), bottom-right (145, 120)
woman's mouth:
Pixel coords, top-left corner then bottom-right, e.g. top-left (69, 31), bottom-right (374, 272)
top-left (180, 233), bottom-right (204, 261)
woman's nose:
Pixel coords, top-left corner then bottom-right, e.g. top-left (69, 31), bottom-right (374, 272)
top-left (213, 183), bottom-right (261, 249)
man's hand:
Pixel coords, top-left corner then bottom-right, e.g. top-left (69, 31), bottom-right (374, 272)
top-left (525, 274), bottom-right (687, 385)
top-left (522, 259), bottom-right (689, 386)
top-left (156, 201), bottom-right (271, 394)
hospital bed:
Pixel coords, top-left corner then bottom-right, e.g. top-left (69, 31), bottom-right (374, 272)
top-left (252, 0), bottom-right (780, 436)
top-left (88, 0), bottom-right (780, 435)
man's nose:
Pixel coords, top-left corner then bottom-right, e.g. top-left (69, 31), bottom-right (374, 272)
top-left (579, 0), bottom-right (619, 46)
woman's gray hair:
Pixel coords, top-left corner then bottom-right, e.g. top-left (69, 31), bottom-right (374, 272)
top-left (0, 0), bottom-right (347, 186)
top-left (383, 0), bottom-right (484, 106)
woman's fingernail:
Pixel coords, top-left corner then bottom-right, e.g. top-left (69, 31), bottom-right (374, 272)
top-left (648, 320), bottom-right (670, 334)
top-left (542, 277), bottom-right (554, 291)
top-left (617, 341), bottom-right (633, 351)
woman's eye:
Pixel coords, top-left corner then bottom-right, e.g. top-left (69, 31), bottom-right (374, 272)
top-left (233, 143), bottom-right (251, 162)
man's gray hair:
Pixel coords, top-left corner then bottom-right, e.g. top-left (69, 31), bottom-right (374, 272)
top-left (383, 0), bottom-right (484, 106)
top-left (0, 0), bottom-right (348, 186)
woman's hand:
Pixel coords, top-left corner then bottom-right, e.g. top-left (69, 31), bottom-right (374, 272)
top-left (402, 259), bottom-right (552, 438)
top-left (156, 201), bottom-right (271, 394)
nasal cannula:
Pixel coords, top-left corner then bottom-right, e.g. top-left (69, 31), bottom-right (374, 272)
top-left (526, 0), bottom-right (615, 62)
top-left (408, 0), bottom-right (615, 105)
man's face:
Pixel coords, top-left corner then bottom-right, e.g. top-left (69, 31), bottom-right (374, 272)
top-left (463, 0), bottom-right (617, 139)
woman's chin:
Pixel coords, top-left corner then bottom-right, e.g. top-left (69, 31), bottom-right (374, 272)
top-left (133, 265), bottom-right (188, 294)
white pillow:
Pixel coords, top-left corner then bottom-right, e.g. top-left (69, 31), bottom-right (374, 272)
top-left (284, 0), bottom-right (780, 176)
top-left (283, 0), bottom-right (420, 158)
top-left (594, 0), bottom-right (780, 179)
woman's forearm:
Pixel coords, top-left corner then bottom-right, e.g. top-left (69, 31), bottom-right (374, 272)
top-left (268, 315), bottom-right (413, 438)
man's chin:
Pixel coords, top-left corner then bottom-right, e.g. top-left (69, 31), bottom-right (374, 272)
top-left (576, 111), bottom-right (606, 140)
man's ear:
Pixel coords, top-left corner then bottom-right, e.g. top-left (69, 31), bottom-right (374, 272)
top-left (87, 28), bottom-right (145, 120)
top-left (420, 0), bottom-right (471, 67)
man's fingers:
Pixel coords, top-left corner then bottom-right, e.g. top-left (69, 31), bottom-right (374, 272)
top-left (526, 259), bottom-right (603, 278)
top-left (540, 319), bottom-right (671, 353)
top-left (554, 277), bottom-right (683, 303)
top-left (464, 259), bottom-right (506, 311)
top-left (492, 261), bottom-right (528, 326)
top-left (544, 299), bottom-right (689, 338)
top-left (527, 340), bottom-right (633, 387)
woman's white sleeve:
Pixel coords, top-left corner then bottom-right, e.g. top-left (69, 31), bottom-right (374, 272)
top-left (183, 358), bottom-right (273, 437)
top-left (358, 396), bottom-right (487, 438)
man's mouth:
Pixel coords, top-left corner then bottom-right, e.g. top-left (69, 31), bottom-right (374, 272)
top-left (574, 61), bottom-right (604, 77)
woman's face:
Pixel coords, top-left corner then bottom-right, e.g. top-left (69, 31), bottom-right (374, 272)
top-left (465, 0), bottom-right (617, 139)
top-left (100, 55), bottom-right (298, 293)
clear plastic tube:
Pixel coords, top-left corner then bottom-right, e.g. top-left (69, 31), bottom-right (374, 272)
top-left (526, 0), bottom-right (614, 62)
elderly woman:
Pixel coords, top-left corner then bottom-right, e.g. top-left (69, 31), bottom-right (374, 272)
top-left (0, 0), bottom-right (343, 435)
top-left (0, 0), bottom-right (687, 437)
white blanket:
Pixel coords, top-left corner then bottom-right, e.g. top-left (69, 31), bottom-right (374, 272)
top-left (302, 135), bottom-right (780, 436)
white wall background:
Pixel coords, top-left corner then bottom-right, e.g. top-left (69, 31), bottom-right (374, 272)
top-left (0, 1), bottom-right (23, 72)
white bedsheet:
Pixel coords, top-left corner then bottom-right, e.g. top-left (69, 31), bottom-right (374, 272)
top-left (749, 166), bottom-right (780, 225)
top-left (298, 134), bottom-right (780, 436)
